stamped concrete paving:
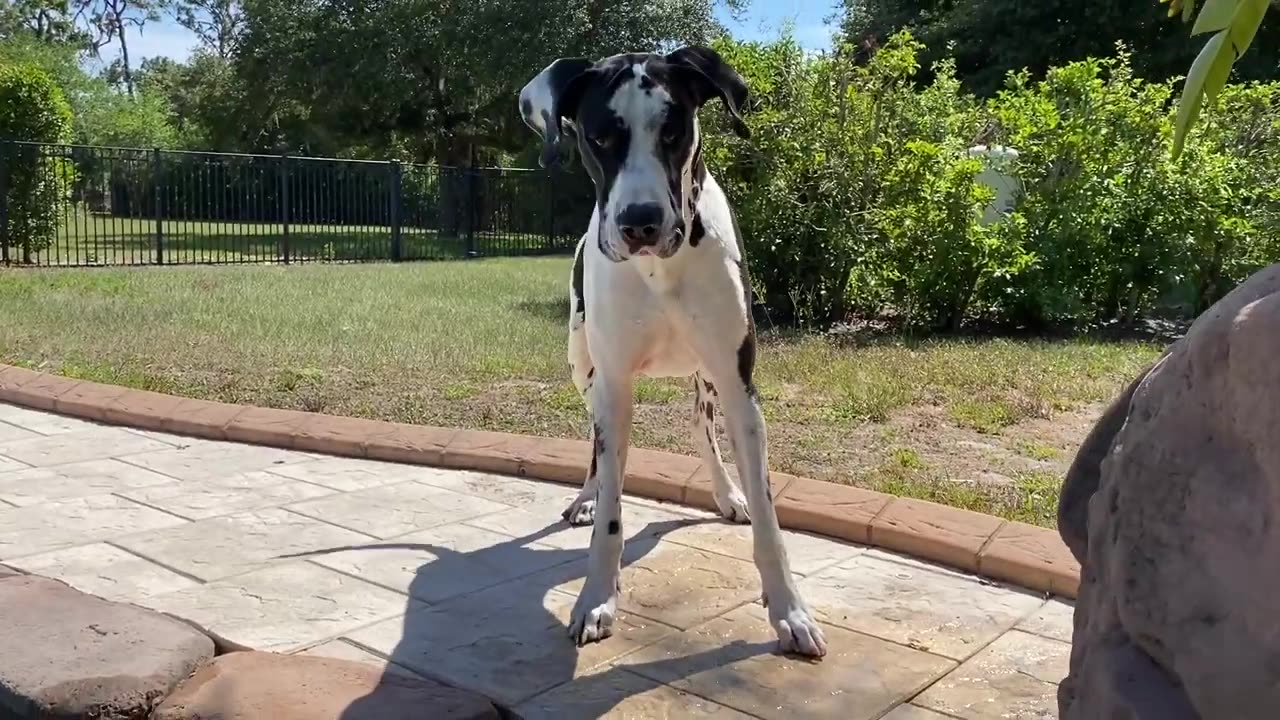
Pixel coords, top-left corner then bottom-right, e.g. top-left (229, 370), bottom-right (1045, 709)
top-left (0, 401), bottom-right (1073, 719)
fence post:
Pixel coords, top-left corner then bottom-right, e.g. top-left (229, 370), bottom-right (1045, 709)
top-left (152, 147), bottom-right (164, 265)
top-left (279, 153), bottom-right (291, 264)
top-left (465, 168), bottom-right (478, 258)
top-left (0, 142), bottom-right (9, 266)
top-left (389, 160), bottom-right (403, 261)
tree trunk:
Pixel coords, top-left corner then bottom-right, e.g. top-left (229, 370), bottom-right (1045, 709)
top-left (118, 19), bottom-right (135, 98)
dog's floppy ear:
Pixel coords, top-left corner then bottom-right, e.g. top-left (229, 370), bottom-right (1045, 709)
top-left (519, 57), bottom-right (594, 168)
top-left (665, 45), bottom-right (751, 139)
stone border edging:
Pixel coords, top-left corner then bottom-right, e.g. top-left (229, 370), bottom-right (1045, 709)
top-left (0, 364), bottom-right (1079, 599)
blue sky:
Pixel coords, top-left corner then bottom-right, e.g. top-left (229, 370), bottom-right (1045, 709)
top-left (102, 0), bottom-right (839, 67)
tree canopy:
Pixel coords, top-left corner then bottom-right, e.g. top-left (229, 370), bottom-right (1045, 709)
top-left (842, 0), bottom-right (1280, 97)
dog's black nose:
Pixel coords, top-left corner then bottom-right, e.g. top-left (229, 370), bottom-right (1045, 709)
top-left (617, 203), bottom-right (663, 248)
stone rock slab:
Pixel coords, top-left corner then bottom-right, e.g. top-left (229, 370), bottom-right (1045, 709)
top-left (0, 574), bottom-right (214, 720)
top-left (1060, 264), bottom-right (1280, 719)
top-left (151, 651), bottom-right (501, 720)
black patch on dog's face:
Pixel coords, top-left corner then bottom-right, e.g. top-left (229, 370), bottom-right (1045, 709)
top-left (607, 519), bottom-right (620, 535)
top-left (689, 213), bottom-right (705, 247)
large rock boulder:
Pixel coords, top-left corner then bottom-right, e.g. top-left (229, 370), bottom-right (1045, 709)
top-left (0, 574), bottom-right (215, 719)
top-left (152, 651), bottom-right (503, 720)
top-left (1059, 264), bottom-right (1280, 719)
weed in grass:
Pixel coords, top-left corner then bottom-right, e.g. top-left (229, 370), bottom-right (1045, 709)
top-left (827, 383), bottom-right (913, 424)
top-left (441, 383), bottom-right (479, 401)
top-left (891, 447), bottom-right (927, 470)
top-left (634, 378), bottom-right (683, 405)
top-left (1008, 471), bottom-right (1063, 526)
top-left (275, 367), bottom-right (325, 392)
top-left (1017, 441), bottom-right (1061, 461)
top-left (543, 384), bottom-right (583, 414)
top-left (949, 399), bottom-right (1018, 434)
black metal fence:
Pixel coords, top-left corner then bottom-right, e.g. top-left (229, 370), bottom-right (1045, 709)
top-left (0, 140), bottom-right (595, 267)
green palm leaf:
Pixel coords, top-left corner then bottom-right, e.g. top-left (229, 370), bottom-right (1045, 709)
top-left (1166, 0), bottom-right (1271, 157)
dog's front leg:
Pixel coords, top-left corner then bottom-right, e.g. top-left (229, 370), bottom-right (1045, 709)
top-left (568, 370), bottom-right (632, 646)
top-left (693, 322), bottom-right (828, 657)
top-left (718, 373), bottom-right (827, 656)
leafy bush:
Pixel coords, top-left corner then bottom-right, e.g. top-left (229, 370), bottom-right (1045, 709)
top-left (701, 32), bottom-right (1280, 330)
top-left (0, 61), bottom-right (73, 261)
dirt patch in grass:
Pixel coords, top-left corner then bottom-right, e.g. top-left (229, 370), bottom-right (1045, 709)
top-left (0, 260), bottom-right (1164, 526)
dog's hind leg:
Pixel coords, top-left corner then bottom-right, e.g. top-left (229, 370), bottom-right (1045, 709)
top-left (692, 372), bottom-right (749, 523)
top-left (563, 237), bottom-right (599, 526)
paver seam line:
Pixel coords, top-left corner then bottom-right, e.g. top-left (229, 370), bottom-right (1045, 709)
top-left (99, 539), bottom-right (212, 586)
top-left (524, 664), bottom-right (772, 720)
top-left (974, 519), bottom-right (1009, 558)
top-left (120, 427), bottom-right (184, 446)
top-left (295, 542), bottom-right (585, 610)
top-left (402, 477), bottom-right (550, 509)
top-left (108, 491), bottom-right (208, 524)
top-left (618, 611), bottom-right (961, 720)
top-left (287, 637), bottom-right (432, 682)
top-left (894, 602), bottom-right (1062, 708)
top-left (873, 705), bottom-right (965, 720)
top-left (0, 452), bottom-right (31, 470)
top-left (0, 418), bottom-right (41, 438)
top-left (0, 367), bottom-right (1080, 599)
top-left (281, 499), bottom-right (513, 542)
top-left (658, 534), bottom-right (867, 579)
top-left (1011, 614), bottom-right (1076, 645)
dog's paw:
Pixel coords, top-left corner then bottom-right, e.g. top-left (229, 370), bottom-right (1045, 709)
top-left (562, 497), bottom-right (596, 526)
top-left (765, 595), bottom-right (827, 658)
top-left (714, 487), bottom-right (751, 524)
top-left (568, 584), bottom-right (618, 646)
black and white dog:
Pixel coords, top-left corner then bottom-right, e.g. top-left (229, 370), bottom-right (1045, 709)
top-left (519, 46), bottom-right (827, 657)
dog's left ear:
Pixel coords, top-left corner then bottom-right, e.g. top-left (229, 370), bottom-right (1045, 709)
top-left (519, 57), bottom-right (595, 168)
top-left (665, 45), bottom-right (751, 139)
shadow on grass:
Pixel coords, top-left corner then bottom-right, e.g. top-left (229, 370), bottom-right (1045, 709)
top-left (515, 296), bottom-right (571, 323)
top-left (284, 515), bottom-right (773, 719)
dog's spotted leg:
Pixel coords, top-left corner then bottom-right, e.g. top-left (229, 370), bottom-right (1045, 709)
top-left (563, 237), bottom-right (598, 526)
top-left (692, 372), bottom-right (749, 523)
top-left (697, 331), bottom-right (827, 658)
top-left (568, 371), bottom-right (631, 646)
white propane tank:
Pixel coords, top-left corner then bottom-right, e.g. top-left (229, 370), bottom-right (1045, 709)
top-left (966, 144), bottom-right (1021, 225)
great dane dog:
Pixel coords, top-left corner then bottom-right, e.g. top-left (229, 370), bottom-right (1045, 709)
top-left (518, 46), bottom-right (827, 657)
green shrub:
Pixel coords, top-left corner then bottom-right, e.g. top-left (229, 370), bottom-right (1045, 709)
top-left (700, 33), bottom-right (1280, 330)
top-left (0, 61), bottom-right (73, 261)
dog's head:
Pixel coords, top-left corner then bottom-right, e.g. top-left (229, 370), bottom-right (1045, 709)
top-left (519, 47), bottom-right (750, 261)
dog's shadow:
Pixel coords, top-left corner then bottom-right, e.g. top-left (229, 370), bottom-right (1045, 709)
top-left (290, 514), bottom-right (773, 719)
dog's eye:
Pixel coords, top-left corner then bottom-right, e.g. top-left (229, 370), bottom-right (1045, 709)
top-left (591, 131), bottom-right (615, 149)
top-left (661, 130), bottom-right (679, 146)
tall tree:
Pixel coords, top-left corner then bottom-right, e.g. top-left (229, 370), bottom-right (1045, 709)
top-left (842, 0), bottom-right (1280, 96)
top-left (76, 0), bottom-right (170, 96)
top-left (0, 0), bottom-right (90, 45)
top-left (234, 0), bottom-right (744, 162)
top-left (173, 0), bottom-right (242, 59)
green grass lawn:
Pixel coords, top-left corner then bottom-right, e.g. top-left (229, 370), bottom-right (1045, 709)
top-left (33, 214), bottom-right (552, 265)
top-left (0, 258), bottom-right (1164, 526)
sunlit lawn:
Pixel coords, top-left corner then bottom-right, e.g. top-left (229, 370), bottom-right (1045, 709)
top-left (0, 258), bottom-right (1162, 526)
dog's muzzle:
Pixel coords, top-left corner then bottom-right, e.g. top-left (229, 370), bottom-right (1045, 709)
top-left (616, 202), bottom-right (682, 258)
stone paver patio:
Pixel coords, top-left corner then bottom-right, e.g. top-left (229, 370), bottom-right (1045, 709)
top-left (0, 401), bottom-right (1072, 719)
